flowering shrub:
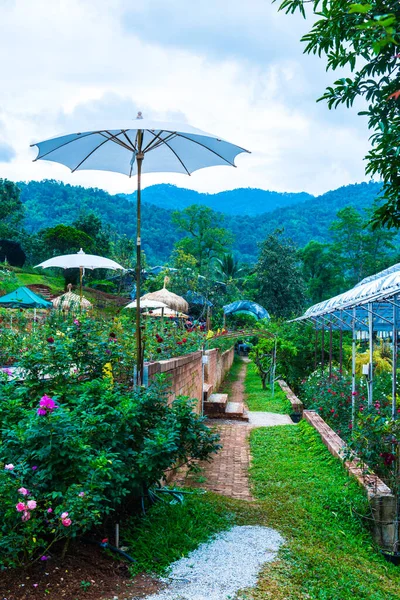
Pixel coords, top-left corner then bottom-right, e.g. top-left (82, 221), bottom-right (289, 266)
top-left (301, 367), bottom-right (400, 487)
top-left (0, 377), bottom-right (220, 567)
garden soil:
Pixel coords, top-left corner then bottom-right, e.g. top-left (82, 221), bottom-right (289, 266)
top-left (0, 541), bottom-right (162, 600)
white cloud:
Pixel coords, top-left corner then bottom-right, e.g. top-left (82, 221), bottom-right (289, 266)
top-left (0, 0), bottom-right (370, 197)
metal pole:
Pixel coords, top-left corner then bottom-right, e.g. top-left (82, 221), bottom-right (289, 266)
top-left (329, 323), bottom-right (333, 379)
top-left (135, 131), bottom-right (144, 386)
top-left (393, 302), bottom-right (398, 420)
top-left (339, 320), bottom-right (343, 376)
top-left (271, 336), bottom-right (277, 397)
top-left (352, 307), bottom-right (356, 429)
top-left (321, 322), bottom-right (325, 373)
top-left (314, 327), bottom-right (318, 371)
top-left (368, 302), bottom-right (373, 407)
top-left (79, 266), bottom-right (83, 309)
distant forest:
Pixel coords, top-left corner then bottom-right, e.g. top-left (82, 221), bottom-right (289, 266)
top-left (18, 179), bottom-right (384, 264)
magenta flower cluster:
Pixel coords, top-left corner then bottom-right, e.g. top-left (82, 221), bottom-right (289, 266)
top-left (37, 395), bottom-right (57, 416)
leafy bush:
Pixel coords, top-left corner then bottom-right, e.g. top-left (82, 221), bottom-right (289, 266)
top-left (0, 377), bottom-right (220, 567)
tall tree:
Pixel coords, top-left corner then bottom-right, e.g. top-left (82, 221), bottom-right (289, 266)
top-left (298, 240), bottom-right (344, 303)
top-left (172, 205), bottom-right (233, 273)
top-left (72, 212), bottom-right (111, 256)
top-left (330, 205), bottom-right (397, 285)
top-left (0, 179), bottom-right (25, 239)
top-left (255, 230), bottom-right (306, 318)
top-left (278, 0), bottom-right (400, 228)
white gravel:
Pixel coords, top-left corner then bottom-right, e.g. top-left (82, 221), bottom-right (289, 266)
top-left (141, 525), bottom-right (284, 600)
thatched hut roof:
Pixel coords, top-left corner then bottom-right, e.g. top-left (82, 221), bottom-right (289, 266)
top-left (52, 285), bottom-right (92, 311)
top-left (141, 277), bottom-right (189, 313)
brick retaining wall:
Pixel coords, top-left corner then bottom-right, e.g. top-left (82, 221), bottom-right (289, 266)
top-left (304, 409), bottom-right (396, 552)
top-left (147, 346), bottom-right (234, 414)
top-left (277, 380), bottom-right (304, 414)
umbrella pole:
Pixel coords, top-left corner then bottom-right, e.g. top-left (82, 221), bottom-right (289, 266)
top-left (79, 267), bottom-right (83, 310)
top-left (135, 134), bottom-right (144, 385)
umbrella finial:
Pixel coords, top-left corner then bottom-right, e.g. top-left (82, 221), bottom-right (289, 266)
top-left (67, 283), bottom-right (73, 292)
top-left (163, 275), bottom-right (170, 289)
top-left (77, 248), bottom-right (85, 255)
top-left (136, 111), bottom-right (143, 119)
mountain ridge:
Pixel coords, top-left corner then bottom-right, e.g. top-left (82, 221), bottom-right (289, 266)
top-left (16, 179), bottom-right (383, 264)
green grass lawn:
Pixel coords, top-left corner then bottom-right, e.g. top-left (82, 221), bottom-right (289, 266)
top-left (247, 422), bottom-right (400, 600)
top-left (218, 354), bottom-right (244, 394)
top-left (245, 362), bottom-right (291, 413)
top-left (123, 358), bottom-right (400, 598)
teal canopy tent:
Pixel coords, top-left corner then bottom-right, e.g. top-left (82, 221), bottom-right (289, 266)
top-left (0, 287), bottom-right (52, 309)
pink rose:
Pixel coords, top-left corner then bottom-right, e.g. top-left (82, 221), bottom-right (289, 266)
top-left (61, 511), bottom-right (68, 519)
top-left (27, 500), bottom-right (37, 510)
top-left (16, 502), bottom-right (26, 512)
top-left (78, 492), bottom-right (85, 497)
top-left (62, 517), bottom-right (72, 527)
top-left (47, 508), bottom-right (53, 514)
top-left (22, 511), bottom-right (31, 521)
top-left (4, 464), bottom-right (14, 470)
top-left (18, 487), bottom-right (29, 496)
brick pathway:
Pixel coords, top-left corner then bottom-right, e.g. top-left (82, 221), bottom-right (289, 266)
top-left (172, 423), bottom-right (254, 501)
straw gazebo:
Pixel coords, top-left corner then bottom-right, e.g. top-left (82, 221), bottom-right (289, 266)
top-left (140, 278), bottom-right (189, 314)
top-left (52, 284), bottom-right (92, 311)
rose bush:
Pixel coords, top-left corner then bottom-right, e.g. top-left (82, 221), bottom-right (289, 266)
top-left (301, 367), bottom-right (400, 486)
top-left (0, 376), bottom-right (220, 567)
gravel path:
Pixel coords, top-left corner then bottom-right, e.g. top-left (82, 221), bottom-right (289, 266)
top-left (248, 411), bottom-right (293, 427)
top-left (141, 525), bottom-right (284, 600)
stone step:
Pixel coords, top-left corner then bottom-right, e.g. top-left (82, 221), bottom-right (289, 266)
top-left (203, 382), bottom-right (213, 401)
top-left (225, 401), bottom-right (249, 421)
top-left (204, 393), bottom-right (228, 416)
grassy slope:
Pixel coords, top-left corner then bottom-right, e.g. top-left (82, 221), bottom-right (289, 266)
top-left (0, 266), bottom-right (64, 295)
top-left (245, 362), bottom-right (291, 413)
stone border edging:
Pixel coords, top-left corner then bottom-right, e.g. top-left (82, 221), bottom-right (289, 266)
top-left (303, 409), bottom-right (396, 552)
top-left (277, 380), bottom-right (303, 415)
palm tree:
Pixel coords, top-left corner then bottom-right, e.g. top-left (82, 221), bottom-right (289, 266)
top-left (215, 253), bottom-right (244, 283)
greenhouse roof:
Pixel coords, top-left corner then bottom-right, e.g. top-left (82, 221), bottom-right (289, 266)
top-left (296, 268), bottom-right (400, 331)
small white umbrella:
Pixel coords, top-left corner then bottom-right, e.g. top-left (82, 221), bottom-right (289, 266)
top-left (31, 114), bottom-right (250, 383)
top-left (124, 298), bottom-right (168, 310)
top-left (35, 249), bottom-right (125, 301)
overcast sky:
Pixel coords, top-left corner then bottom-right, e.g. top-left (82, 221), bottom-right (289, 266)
top-left (0, 0), bottom-right (371, 196)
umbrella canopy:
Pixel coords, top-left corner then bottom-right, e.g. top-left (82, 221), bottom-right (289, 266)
top-left (52, 291), bottom-right (92, 311)
top-left (143, 307), bottom-right (189, 319)
top-left (35, 249), bottom-right (125, 271)
top-left (124, 298), bottom-right (168, 310)
top-left (0, 286), bottom-right (52, 309)
top-left (31, 115), bottom-right (249, 384)
top-left (31, 118), bottom-right (249, 176)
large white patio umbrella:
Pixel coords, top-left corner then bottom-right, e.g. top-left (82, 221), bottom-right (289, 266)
top-left (31, 114), bottom-right (250, 384)
top-left (35, 249), bottom-right (125, 301)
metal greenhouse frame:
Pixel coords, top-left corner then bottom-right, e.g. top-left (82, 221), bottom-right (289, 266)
top-left (293, 265), bottom-right (400, 426)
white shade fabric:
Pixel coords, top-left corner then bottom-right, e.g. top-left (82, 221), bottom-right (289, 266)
top-left (35, 249), bottom-right (125, 271)
top-left (31, 118), bottom-right (249, 177)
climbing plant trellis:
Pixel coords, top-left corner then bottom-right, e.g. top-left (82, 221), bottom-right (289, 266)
top-left (292, 264), bottom-right (400, 426)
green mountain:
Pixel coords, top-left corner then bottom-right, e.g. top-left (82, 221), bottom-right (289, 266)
top-left (122, 184), bottom-right (313, 215)
top-left (17, 179), bottom-right (383, 264)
